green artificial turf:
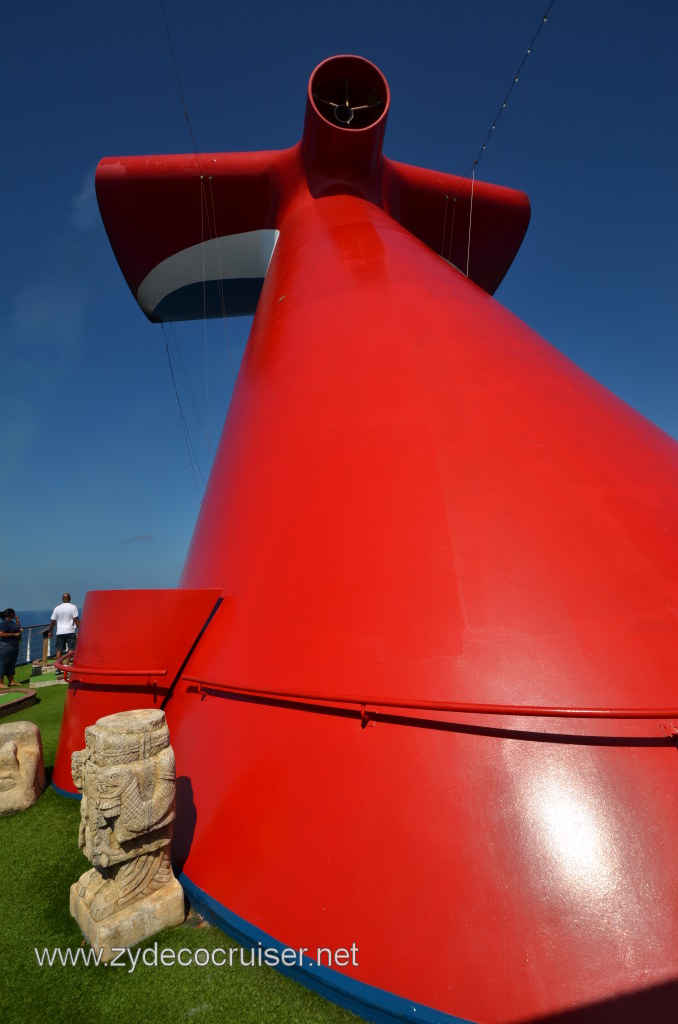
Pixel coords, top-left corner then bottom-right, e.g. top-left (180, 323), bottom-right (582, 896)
top-left (0, 692), bottom-right (24, 704)
top-left (0, 687), bottom-right (363, 1024)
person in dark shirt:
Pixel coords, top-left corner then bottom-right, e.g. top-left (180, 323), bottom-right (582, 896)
top-left (0, 608), bottom-right (21, 686)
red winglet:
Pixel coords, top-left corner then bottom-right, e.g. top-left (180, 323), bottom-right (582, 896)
top-left (382, 157), bottom-right (530, 294)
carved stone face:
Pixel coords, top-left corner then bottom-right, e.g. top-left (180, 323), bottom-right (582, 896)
top-left (0, 722), bottom-right (45, 816)
top-left (71, 749), bottom-right (86, 791)
top-left (76, 740), bottom-right (130, 867)
top-left (0, 741), bottom-right (19, 792)
top-left (94, 764), bottom-right (132, 811)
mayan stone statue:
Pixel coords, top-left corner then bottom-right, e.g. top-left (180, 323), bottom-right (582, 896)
top-left (0, 721), bottom-right (45, 816)
top-left (70, 709), bottom-right (185, 959)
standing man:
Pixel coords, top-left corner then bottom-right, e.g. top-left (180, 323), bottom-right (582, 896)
top-left (48, 593), bottom-right (80, 672)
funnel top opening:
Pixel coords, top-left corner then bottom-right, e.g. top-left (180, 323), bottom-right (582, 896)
top-left (310, 55), bottom-right (389, 132)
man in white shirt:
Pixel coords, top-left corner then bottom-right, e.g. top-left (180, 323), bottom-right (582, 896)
top-left (48, 593), bottom-right (81, 669)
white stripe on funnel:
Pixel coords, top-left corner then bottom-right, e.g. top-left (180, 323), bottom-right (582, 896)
top-left (137, 228), bottom-right (280, 315)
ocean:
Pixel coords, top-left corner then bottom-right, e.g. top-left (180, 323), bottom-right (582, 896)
top-left (17, 609), bottom-right (54, 627)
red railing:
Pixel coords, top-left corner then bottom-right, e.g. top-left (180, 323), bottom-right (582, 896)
top-left (55, 656), bottom-right (167, 681)
top-left (184, 677), bottom-right (678, 723)
top-left (55, 658), bottom-right (678, 726)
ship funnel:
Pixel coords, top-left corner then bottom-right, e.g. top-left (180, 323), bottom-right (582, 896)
top-left (302, 55), bottom-right (390, 199)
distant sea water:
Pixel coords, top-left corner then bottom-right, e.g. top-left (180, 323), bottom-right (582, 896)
top-left (18, 609), bottom-right (54, 627)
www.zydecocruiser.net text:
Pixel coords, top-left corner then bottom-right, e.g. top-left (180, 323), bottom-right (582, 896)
top-left (34, 942), bottom-right (360, 972)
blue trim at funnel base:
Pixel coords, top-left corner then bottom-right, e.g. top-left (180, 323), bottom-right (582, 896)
top-left (179, 872), bottom-right (475, 1024)
top-left (51, 781), bottom-right (82, 799)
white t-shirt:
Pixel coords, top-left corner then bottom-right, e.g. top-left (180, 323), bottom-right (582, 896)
top-left (51, 602), bottom-right (79, 635)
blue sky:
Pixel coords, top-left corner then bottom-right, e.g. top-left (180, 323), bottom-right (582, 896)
top-left (2, 0), bottom-right (677, 611)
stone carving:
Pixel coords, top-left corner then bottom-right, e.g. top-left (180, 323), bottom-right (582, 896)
top-left (70, 709), bottom-right (185, 960)
top-left (0, 721), bottom-right (45, 816)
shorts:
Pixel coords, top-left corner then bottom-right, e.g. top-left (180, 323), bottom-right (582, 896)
top-left (55, 633), bottom-right (77, 655)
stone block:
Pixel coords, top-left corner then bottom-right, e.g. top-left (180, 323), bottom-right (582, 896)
top-left (70, 869), bottom-right (185, 962)
top-left (70, 709), bottom-right (185, 959)
top-left (0, 720), bottom-right (45, 816)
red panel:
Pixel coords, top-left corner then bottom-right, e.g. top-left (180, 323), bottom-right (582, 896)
top-left (52, 588), bottom-right (220, 793)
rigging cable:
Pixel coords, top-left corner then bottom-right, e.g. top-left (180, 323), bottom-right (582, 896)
top-left (157, 0), bottom-right (238, 476)
top-left (466, 169), bottom-right (475, 279)
top-left (199, 178), bottom-right (212, 463)
top-left (441, 194), bottom-right (458, 262)
top-left (463, 0), bottom-right (557, 276)
top-left (204, 174), bottom-right (238, 384)
top-left (162, 324), bottom-right (204, 504)
top-left (467, 0), bottom-right (557, 174)
top-left (157, 0), bottom-right (203, 168)
top-left (167, 323), bottom-right (206, 433)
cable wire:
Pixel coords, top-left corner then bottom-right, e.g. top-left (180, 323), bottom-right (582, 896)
top-left (468, 0), bottom-right (557, 173)
top-left (162, 325), bottom-right (204, 504)
top-left (157, 0), bottom-right (203, 168)
top-left (157, 0), bottom-right (238, 476)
